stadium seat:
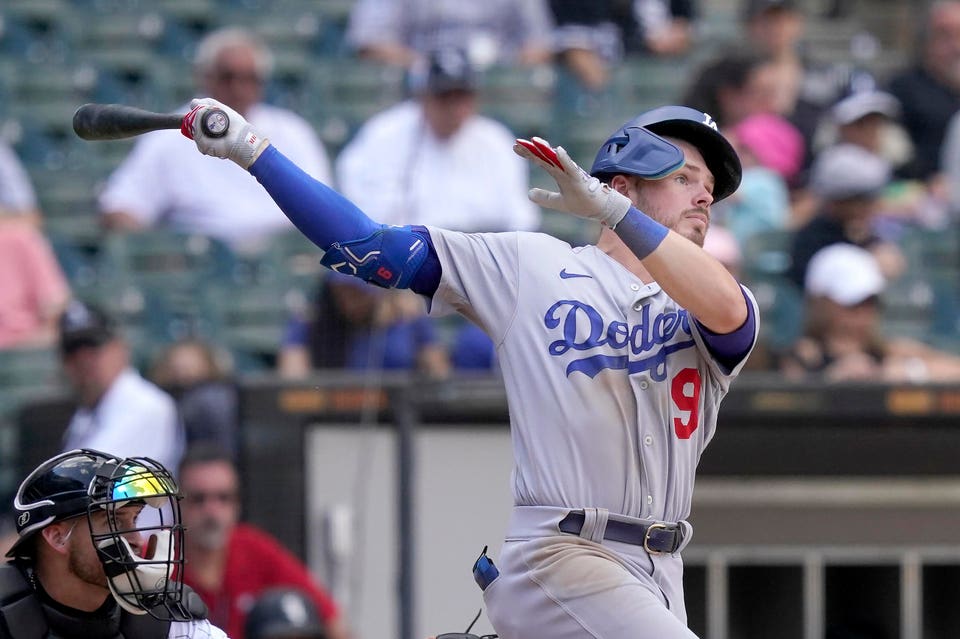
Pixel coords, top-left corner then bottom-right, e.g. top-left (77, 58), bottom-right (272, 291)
top-left (748, 276), bottom-right (805, 352)
top-left (478, 64), bottom-right (556, 140)
top-left (740, 229), bottom-right (794, 281)
top-left (98, 230), bottom-right (235, 293)
top-left (0, 347), bottom-right (64, 398)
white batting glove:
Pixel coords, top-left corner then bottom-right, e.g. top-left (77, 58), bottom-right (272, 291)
top-left (181, 98), bottom-right (269, 169)
top-left (514, 137), bottom-right (632, 228)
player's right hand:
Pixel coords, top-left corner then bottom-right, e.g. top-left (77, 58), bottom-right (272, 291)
top-left (182, 98), bottom-right (270, 169)
top-left (513, 136), bottom-right (631, 228)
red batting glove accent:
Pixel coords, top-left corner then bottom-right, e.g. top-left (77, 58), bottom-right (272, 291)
top-left (180, 105), bottom-right (203, 139)
top-left (517, 138), bottom-right (564, 172)
top-left (531, 137), bottom-right (564, 172)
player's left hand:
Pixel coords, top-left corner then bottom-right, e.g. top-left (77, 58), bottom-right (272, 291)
top-left (182, 98), bottom-right (270, 169)
top-left (514, 136), bottom-right (631, 228)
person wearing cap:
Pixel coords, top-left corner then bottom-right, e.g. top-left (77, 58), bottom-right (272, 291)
top-left (781, 243), bottom-right (960, 382)
top-left (786, 143), bottom-right (905, 289)
top-left (830, 90), bottom-right (902, 155)
top-left (828, 89), bottom-right (948, 232)
top-left (336, 47), bottom-right (540, 233)
top-left (335, 47), bottom-right (538, 370)
top-left (176, 86), bottom-right (756, 636)
top-left (58, 300), bottom-right (184, 476)
top-left (888, 1), bottom-right (960, 182)
top-left (0, 448), bottom-right (226, 638)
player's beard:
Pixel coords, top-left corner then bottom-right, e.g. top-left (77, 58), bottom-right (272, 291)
top-left (677, 208), bottom-right (709, 247)
top-left (68, 540), bottom-right (110, 589)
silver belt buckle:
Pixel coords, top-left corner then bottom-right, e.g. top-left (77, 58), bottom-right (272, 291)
top-left (643, 522), bottom-right (670, 555)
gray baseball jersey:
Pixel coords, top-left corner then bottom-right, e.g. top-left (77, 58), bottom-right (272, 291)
top-left (426, 227), bottom-right (758, 637)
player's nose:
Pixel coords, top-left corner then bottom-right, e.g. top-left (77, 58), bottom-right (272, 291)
top-left (693, 183), bottom-right (714, 209)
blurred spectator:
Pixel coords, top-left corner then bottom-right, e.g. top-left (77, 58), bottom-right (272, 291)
top-left (827, 90), bottom-right (948, 234)
top-left (178, 446), bottom-right (350, 639)
top-left (715, 113), bottom-right (799, 245)
top-left (787, 144), bottom-right (905, 289)
top-left (549, 0), bottom-right (695, 91)
top-left (345, 0), bottom-right (554, 69)
top-left (680, 48), bottom-right (778, 129)
top-left (150, 339), bottom-right (239, 460)
top-left (99, 27), bottom-right (333, 250)
top-left (781, 243), bottom-right (960, 382)
top-left (0, 219), bottom-right (71, 349)
top-left (888, 0), bottom-right (960, 182)
top-left (245, 588), bottom-right (327, 639)
top-left (336, 47), bottom-right (541, 232)
top-left (0, 139), bottom-right (42, 225)
top-left (58, 300), bottom-right (184, 474)
top-left (277, 271), bottom-right (450, 378)
top-left (829, 89), bottom-right (902, 156)
top-left (742, 0), bottom-right (851, 168)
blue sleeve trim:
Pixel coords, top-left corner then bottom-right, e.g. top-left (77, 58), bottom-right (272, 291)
top-left (695, 285), bottom-right (757, 373)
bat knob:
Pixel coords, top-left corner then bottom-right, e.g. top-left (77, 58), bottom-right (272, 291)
top-left (201, 108), bottom-right (230, 138)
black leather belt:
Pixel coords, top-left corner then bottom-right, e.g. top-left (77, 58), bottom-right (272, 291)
top-left (558, 510), bottom-right (684, 555)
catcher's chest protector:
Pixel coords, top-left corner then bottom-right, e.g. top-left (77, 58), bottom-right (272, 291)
top-left (0, 562), bottom-right (169, 639)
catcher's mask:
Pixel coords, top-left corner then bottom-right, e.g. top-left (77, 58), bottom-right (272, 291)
top-left (9, 449), bottom-right (190, 621)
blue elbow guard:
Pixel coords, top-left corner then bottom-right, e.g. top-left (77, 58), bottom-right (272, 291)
top-left (320, 225), bottom-right (429, 289)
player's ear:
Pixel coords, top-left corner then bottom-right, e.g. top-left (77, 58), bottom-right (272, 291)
top-left (608, 174), bottom-right (632, 198)
top-left (40, 523), bottom-right (71, 554)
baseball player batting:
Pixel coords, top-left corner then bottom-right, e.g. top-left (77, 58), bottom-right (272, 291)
top-left (178, 97), bottom-right (757, 639)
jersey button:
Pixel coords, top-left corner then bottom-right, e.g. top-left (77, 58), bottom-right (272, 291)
top-left (644, 435), bottom-right (653, 446)
top-left (639, 380), bottom-right (649, 389)
top-left (633, 303), bottom-right (643, 311)
top-left (630, 284), bottom-right (640, 291)
top-left (646, 495), bottom-right (653, 505)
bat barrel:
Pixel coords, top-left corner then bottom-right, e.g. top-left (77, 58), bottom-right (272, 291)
top-left (72, 103), bottom-right (185, 140)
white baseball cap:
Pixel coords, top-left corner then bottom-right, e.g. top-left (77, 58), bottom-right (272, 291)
top-left (804, 243), bottom-right (885, 305)
top-left (832, 90), bottom-right (900, 126)
top-left (809, 143), bottom-right (891, 200)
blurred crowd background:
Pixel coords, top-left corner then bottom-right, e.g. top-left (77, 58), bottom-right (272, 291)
top-left (3, 0), bottom-right (959, 402)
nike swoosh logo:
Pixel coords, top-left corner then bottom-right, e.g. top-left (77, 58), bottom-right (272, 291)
top-left (559, 269), bottom-right (593, 280)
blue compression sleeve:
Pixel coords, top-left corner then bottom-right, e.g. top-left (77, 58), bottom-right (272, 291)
top-left (248, 145), bottom-right (441, 295)
top-left (249, 145), bottom-right (379, 249)
top-left (613, 206), bottom-right (670, 259)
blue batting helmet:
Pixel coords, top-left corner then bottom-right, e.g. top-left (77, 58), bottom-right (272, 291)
top-left (590, 106), bottom-right (742, 202)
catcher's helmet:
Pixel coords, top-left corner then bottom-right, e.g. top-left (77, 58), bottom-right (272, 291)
top-left (7, 449), bottom-right (190, 621)
top-left (245, 588), bottom-right (327, 639)
top-left (590, 106), bottom-right (742, 202)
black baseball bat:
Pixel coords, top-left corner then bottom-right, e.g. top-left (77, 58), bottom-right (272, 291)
top-left (72, 103), bottom-right (229, 140)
